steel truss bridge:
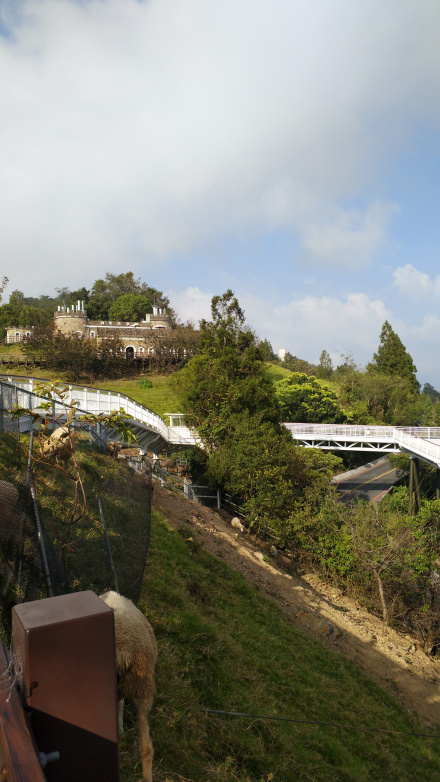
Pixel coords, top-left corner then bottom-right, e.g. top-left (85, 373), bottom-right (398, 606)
top-left (284, 423), bottom-right (440, 468)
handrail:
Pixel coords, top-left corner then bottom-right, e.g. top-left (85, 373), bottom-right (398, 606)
top-left (0, 374), bottom-right (200, 449)
top-left (285, 422), bottom-right (440, 468)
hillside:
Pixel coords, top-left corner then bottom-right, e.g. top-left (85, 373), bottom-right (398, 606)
top-left (1, 428), bottom-right (440, 780)
top-left (136, 483), bottom-right (440, 782)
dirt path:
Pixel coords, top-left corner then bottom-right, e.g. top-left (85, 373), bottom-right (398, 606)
top-left (152, 482), bottom-right (440, 726)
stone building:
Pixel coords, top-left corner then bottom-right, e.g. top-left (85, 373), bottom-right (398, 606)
top-left (5, 326), bottom-right (35, 344)
top-left (6, 300), bottom-right (173, 359)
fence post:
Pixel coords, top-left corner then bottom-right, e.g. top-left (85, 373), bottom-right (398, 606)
top-left (217, 489), bottom-right (221, 510)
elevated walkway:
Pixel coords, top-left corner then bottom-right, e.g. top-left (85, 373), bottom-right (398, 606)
top-left (284, 423), bottom-right (440, 469)
top-left (0, 375), bottom-right (200, 453)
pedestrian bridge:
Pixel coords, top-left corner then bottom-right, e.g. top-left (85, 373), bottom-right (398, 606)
top-left (0, 375), bottom-right (200, 453)
top-left (3, 375), bottom-right (440, 468)
top-left (284, 423), bottom-right (440, 469)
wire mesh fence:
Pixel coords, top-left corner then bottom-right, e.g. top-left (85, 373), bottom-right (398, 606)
top-left (0, 380), bottom-right (152, 645)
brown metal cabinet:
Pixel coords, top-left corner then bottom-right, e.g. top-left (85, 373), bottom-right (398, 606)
top-left (12, 590), bottom-right (119, 781)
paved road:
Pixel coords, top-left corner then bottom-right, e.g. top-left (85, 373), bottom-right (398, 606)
top-left (335, 458), bottom-right (402, 504)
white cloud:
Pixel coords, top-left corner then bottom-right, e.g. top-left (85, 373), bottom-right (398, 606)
top-left (167, 286), bottom-right (212, 325)
top-left (393, 264), bottom-right (433, 298)
top-left (239, 290), bottom-right (390, 367)
top-left (0, 0), bottom-right (440, 292)
top-left (299, 201), bottom-right (399, 266)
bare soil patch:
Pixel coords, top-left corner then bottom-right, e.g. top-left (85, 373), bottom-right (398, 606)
top-left (153, 482), bottom-right (440, 725)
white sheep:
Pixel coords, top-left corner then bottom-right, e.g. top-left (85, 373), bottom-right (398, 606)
top-left (231, 517), bottom-right (245, 533)
top-left (40, 426), bottom-right (75, 467)
top-left (106, 440), bottom-right (123, 459)
top-left (99, 591), bottom-right (158, 782)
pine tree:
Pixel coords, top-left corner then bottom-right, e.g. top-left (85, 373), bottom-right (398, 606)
top-left (368, 321), bottom-right (419, 391)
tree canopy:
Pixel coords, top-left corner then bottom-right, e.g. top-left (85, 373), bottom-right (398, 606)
top-left (276, 372), bottom-right (348, 424)
top-left (173, 290), bottom-right (280, 450)
top-left (0, 272), bottom-right (173, 338)
top-left (368, 321), bottom-right (419, 391)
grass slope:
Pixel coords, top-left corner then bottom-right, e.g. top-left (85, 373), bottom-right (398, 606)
top-left (1, 434), bottom-right (439, 780)
top-left (121, 509), bottom-right (440, 782)
top-left (0, 368), bottom-right (181, 422)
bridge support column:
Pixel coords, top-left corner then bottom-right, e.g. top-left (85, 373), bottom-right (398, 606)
top-left (436, 468), bottom-right (440, 501)
top-left (409, 457), bottom-right (422, 515)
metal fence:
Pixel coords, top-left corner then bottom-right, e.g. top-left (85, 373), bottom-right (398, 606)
top-left (0, 382), bottom-right (152, 645)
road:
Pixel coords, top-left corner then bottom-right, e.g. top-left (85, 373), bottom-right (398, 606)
top-left (335, 458), bottom-right (402, 504)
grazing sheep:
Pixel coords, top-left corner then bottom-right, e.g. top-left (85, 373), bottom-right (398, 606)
top-left (107, 440), bottom-right (123, 459)
top-left (231, 517), bottom-right (245, 533)
top-left (100, 591), bottom-right (158, 782)
top-left (40, 426), bottom-right (75, 467)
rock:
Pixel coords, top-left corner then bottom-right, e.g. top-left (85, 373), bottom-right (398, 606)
top-left (270, 545), bottom-right (278, 558)
top-left (254, 551), bottom-right (264, 561)
top-left (297, 611), bottom-right (339, 639)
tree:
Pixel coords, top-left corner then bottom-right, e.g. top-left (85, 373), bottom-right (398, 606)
top-left (368, 321), bottom-right (419, 391)
top-left (316, 350), bottom-right (333, 379)
top-left (143, 327), bottom-right (199, 372)
top-left (258, 338), bottom-right (276, 362)
top-left (0, 276), bottom-right (8, 303)
top-left (173, 290), bottom-right (280, 450)
top-left (87, 272), bottom-right (171, 321)
top-left (422, 383), bottom-right (440, 403)
top-left (108, 293), bottom-right (153, 322)
top-left (276, 373), bottom-right (348, 423)
top-left (340, 370), bottom-right (421, 425)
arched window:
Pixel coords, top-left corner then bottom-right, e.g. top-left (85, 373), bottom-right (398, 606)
top-left (125, 346), bottom-right (135, 360)
top-left (15, 332), bottom-right (20, 343)
top-left (90, 331), bottom-right (96, 339)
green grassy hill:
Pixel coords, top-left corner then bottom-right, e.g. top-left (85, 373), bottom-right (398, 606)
top-left (1, 434), bottom-right (439, 780)
top-left (129, 506), bottom-right (440, 781)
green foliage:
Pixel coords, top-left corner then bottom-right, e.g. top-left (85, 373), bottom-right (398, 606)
top-left (340, 369), bottom-right (421, 425)
top-left (316, 349), bottom-right (334, 379)
top-left (0, 288), bottom-right (54, 339)
top-left (87, 272), bottom-right (171, 321)
top-left (138, 377), bottom-right (153, 389)
top-left (368, 320), bottom-right (419, 391)
top-left (117, 509), bottom-right (440, 781)
top-left (258, 337), bottom-right (276, 361)
top-left (276, 372), bottom-right (348, 423)
top-left (173, 290), bottom-right (280, 450)
top-left (281, 351), bottom-right (317, 375)
top-left (0, 273), bottom-right (174, 338)
top-left (21, 325), bottom-right (137, 382)
top-left (422, 382), bottom-right (440, 403)
top-left (108, 293), bottom-right (153, 322)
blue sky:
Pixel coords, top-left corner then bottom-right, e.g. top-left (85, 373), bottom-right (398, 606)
top-left (1, 0), bottom-right (440, 387)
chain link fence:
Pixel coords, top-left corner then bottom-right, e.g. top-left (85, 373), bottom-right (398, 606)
top-left (0, 379), bottom-right (152, 644)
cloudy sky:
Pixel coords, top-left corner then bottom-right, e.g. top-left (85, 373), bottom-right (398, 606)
top-left (1, 0), bottom-right (440, 386)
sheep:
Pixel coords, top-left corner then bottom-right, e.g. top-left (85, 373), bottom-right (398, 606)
top-left (40, 426), bottom-right (75, 467)
top-left (231, 517), bottom-right (245, 533)
top-left (99, 591), bottom-right (158, 782)
top-left (107, 440), bottom-right (123, 459)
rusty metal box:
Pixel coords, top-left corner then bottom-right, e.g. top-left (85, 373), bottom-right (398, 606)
top-left (12, 590), bottom-right (119, 781)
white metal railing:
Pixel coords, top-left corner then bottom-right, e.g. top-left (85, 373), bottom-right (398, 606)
top-left (7, 375), bottom-right (439, 464)
top-left (0, 375), bottom-right (200, 449)
top-left (285, 423), bottom-right (440, 467)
